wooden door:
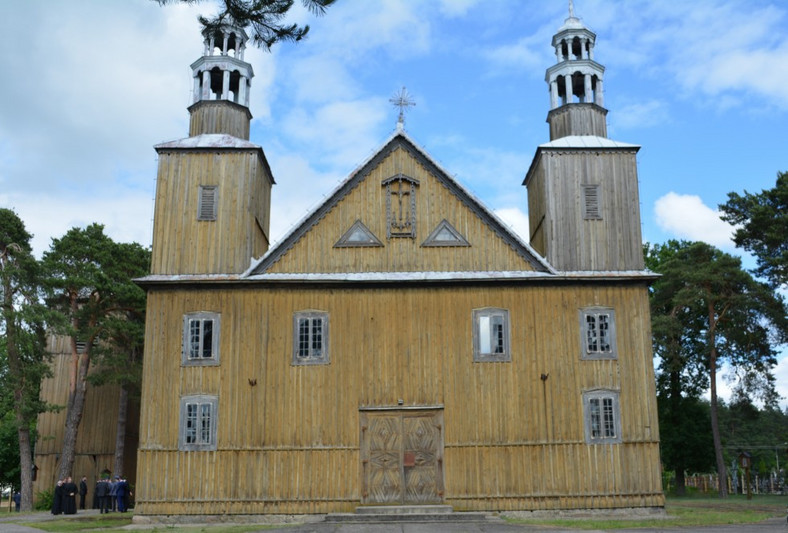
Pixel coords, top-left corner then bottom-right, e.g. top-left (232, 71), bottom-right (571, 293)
top-left (360, 409), bottom-right (443, 504)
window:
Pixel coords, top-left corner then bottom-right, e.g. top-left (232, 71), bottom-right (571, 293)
top-left (421, 219), bottom-right (470, 247)
top-left (472, 308), bottom-right (510, 362)
top-left (582, 184), bottom-right (601, 220)
top-left (334, 220), bottom-right (383, 248)
top-left (382, 174), bottom-right (419, 238)
top-left (198, 185), bottom-right (218, 221)
top-left (179, 395), bottom-right (218, 451)
top-left (580, 307), bottom-right (616, 359)
top-left (182, 312), bottom-right (220, 366)
top-left (583, 390), bottom-right (621, 444)
top-left (293, 311), bottom-right (329, 365)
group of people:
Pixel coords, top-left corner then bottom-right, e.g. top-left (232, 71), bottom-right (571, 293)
top-left (49, 476), bottom-right (83, 515)
top-left (50, 474), bottom-right (131, 514)
top-left (95, 476), bottom-right (131, 513)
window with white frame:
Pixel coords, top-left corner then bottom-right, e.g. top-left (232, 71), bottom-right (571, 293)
top-left (580, 307), bottom-right (616, 359)
top-left (179, 395), bottom-right (218, 451)
top-left (293, 311), bottom-right (329, 365)
top-left (472, 308), bottom-right (510, 362)
top-left (182, 312), bottom-right (220, 366)
top-left (582, 390), bottom-right (621, 444)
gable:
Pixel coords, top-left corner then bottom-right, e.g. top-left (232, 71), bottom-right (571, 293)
top-left (249, 133), bottom-right (551, 276)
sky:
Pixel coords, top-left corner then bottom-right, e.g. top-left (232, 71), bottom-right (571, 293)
top-left (1, 0), bottom-right (786, 405)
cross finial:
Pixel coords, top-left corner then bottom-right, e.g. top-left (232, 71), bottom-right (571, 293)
top-left (569, 0), bottom-right (575, 18)
top-left (389, 86), bottom-right (415, 130)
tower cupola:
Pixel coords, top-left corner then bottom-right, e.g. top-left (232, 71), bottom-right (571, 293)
top-left (545, 1), bottom-right (607, 139)
top-left (187, 20), bottom-right (255, 139)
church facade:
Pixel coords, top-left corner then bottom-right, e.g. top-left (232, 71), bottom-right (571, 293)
top-left (134, 9), bottom-right (663, 516)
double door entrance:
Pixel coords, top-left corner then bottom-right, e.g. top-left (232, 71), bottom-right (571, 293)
top-left (360, 408), bottom-right (444, 504)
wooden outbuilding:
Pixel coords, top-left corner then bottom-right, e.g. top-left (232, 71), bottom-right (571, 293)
top-left (134, 9), bottom-right (663, 516)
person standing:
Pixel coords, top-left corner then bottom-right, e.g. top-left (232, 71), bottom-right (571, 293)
top-left (62, 476), bottom-right (78, 515)
top-left (79, 476), bottom-right (88, 510)
top-left (51, 479), bottom-right (63, 515)
top-left (95, 478), bottom-right (110, 514)
top-left (109, 476), bottom-right (119, 512)
top-left (13, 491), bottom-right (20, 512)
top-left (115, 477), bottom-right (128, 512)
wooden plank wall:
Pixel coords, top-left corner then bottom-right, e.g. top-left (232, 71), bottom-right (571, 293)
top-left (33, 335), bottom-right (139, 500)
top-left (540, 151), bottom-right (644, 271)
top-left (547, 104), bottom-right (607, 139)
top-left (136, 282), bottom-right (663, 514)
top-left (266, 148), bottom-right (535, 274)
top-left (526, 159), bottom-right (546, 256)
top-left (188, 101), bottom-right (251, 139)
top-left (150, 150), bottom-right (270, 275)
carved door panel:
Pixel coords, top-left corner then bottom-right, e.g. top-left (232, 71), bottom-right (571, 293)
top-left (361, 409), bottom-right (443, 505)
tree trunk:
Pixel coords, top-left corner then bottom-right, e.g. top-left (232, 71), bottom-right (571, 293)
top-left (57, 350), bottom-right (91, 480)
top-left (669, 368), bottom-right (687, 496)
top-left (708, 317), bottom-right (728, 498)
top-left (675, 469), bottom-right (686, 496)
top-left (113, 386), bottom-right (129, 477)
top-left (3, 272), bottom-right (34, 511)
top-left (17, 425), bottom-right (34, 511)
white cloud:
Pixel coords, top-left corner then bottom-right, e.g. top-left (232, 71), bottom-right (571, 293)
top-left (588, 0), bottom-right (788, 111)
top-left (281, 98), bottom-right (389, 169)
top-left (654, 192), bottom-right (736, 248)
top-left (438, 0), bottom-right (480, 18)
top-left (2, 188), bottom-right (154, 258)
top-left (494, 207), bottom-right (529, 242)
top-left (0, 1), bottom-right (209, 256)
top-left (611, 99), bottom-right (670, 130)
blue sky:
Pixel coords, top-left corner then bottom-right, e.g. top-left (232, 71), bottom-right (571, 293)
top-left (1, 0), bottom-right (786, 404)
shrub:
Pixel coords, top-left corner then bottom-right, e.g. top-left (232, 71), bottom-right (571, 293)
top-left (34, 488), bottom-right (53, 511)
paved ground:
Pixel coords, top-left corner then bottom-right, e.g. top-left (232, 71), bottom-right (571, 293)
top-left (0, 510), bottom-right (786, 533)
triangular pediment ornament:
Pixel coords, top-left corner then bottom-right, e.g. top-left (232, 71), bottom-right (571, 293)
top-left (334, 220), bottom-right (383, 248)
top-left (422, 219), bottom-right (470, 247)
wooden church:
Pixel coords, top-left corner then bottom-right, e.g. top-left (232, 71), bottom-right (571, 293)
top-left (134, 7), bottom-right (664, 516)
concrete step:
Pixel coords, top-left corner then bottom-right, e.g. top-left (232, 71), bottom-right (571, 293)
top-left (356, 505), bottom-right (454, 515)
top-left (325, 506), bottom-right (498, 523)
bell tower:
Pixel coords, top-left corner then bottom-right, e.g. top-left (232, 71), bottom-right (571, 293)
top-left (150, 19), bottom-right (274, 276)
top-left (545, 0), bottom-right (606, 140)
top-left (524, 2), bottom-right (644, 272)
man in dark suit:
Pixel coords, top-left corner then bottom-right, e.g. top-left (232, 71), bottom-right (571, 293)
top-left (79, 476), bottom-right (88, 510)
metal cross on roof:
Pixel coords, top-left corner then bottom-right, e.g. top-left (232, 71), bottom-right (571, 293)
top-left (389, 86), bottom-right (415, 130)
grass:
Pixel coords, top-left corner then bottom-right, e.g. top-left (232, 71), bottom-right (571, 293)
top-left (7, 494), bottom-right (787, 531)
top-left (11, 513), bottom-right (290, 533)
top-left (20, 515), bottom-right (133, 532)
top-left (505, 494), bottom-right (787, 530)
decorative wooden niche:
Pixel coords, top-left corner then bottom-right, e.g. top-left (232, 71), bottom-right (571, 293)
top-left (422, 219), bottom-right (470, 247)
top-left (334, 220), bottom-right (383, 248)
top-left (382, 173), bottom-right (419, 239)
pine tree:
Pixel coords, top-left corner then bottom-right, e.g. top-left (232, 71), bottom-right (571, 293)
top-left (647, 240), bottom-right (788, 497)
top-left (0, 208), bottom-right (50, 511)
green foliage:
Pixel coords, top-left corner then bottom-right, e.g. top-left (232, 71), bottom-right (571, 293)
top-left (0, 208), bottom-right (52, 510)
top-left (720, 171), bottom-right (788, 287)
top-left (157, 0), bottom-right (336, 50)
top-left (658, 396), bottom-right (714, 477)
top-left (40, 223), bottom-right (150, 479)
top-left (719, 398), bottom-right (788, 474)
top-left (646, 240), bottom-right (788, 494)
top-left (34, 488), bottom-right (53, 511)
top-left (0, 411), bottom-right (21, 489)
top-left (647, 240), bottom-right (788, 405)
